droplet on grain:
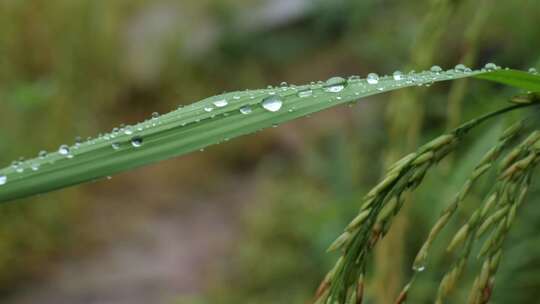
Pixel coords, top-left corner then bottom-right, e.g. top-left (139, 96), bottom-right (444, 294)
top-left (367, 73), bottom-right (379, 85)
top-left (262, 96), bottom-right (283, 112)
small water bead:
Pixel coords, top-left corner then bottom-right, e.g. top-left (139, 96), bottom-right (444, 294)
top-left (239, 106), bottom-right (252, 115)
top-left (529, 67), bottom-right (538, 74)
top-left (484, 62), bottom-right (498, 71)
top-left (152, 112), bottom-right (159, 119)
top-left (31, 163), bottom-right (40, 171)
top-left (124, 127), bottom-right (133, 135)
top-left (213, 99), bottom-right (228, 107)
top-left (280, 82), bottom-right (288, 88)
top-left (297, 89), bottom-right (313, 98)
top-left (0, 175), bottom-right (6, 186)
top-left (58, 145), bottom-right (70, 156)
top-left (430, 65), bottom-right (442, 73)
top-left (393, 71), bottom-right (403, 80)
top-left (366, 73), bottom-right (379, 85)
top-left (131, 136), bottom-right (143, 148)
top-left (204, 106), bottom-right (214, 112)
top-left (324, 76), bottom-right (347, 93)
top-left (112, 142), bottom-right (121, 150)
top-left (262, 96), bottom-right (283, 112)
top-left (38, 151), bottom-right (47, 159)
top-left (454, 64), bottom-right (468, 72)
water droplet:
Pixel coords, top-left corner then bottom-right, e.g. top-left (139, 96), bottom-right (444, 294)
top-left (454, 64), bottom-right (468, 72)
top-left (324, 76), bottom-right (347, 93)
top-left (280, 82), bottom-right (288, 88)
top-left (529, 67), bottom-right (538, 74)
top-left (38, 151), bottom-right (47, 159)
top-left (393, 71), bottom-right (403, 80)
top-left (297, 89), bottom-right (313, 98)
top-left (240, 106), bottom-right (252, 114)
top-left (484, 63), bottom-right (498, 71)
top-left (204, 106), bottom-right (214, 112)
top-left (413, 264), bottom-right (426, 272)
top-left (213, 99), bottom-right (228, 108)
top-left (262, 96), bottom-right (283, 112)
top-left (152, 112), bottom-right (159, 119)
top-left (0, 175), bottom-right (6, 186)
top-left (367, 73), bottom-right (379, 85)
top-left (112, 142), bottom-right (121, 150)
top-left (124, 127), bottom-right (133, 135)
top-left (31, 163), bottom-right (40, 171)
top-left (131, 136), bottom-right (143, 148)
top-left (58, 145), bottom-right (70, 156)
top-left (430, 65), bottom-right (442, 73)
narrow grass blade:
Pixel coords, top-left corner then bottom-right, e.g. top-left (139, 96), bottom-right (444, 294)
top-left (1, 68), bottom-right (538, 203)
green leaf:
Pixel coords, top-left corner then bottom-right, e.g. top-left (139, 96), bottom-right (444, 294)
top-left (0, 68), bottom-right (538, 203)
top-left (474, 69), bottom-right (540, 91)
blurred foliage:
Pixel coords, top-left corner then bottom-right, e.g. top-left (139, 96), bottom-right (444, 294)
top-left (1, 0), bottom-right (540, 303)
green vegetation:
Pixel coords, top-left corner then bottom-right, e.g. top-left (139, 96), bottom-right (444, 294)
top-left (2, 1), bottom-right (540, 303)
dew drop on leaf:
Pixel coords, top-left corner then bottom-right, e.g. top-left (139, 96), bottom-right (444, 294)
top-left (393, 71), bottom-right (403, 80)
top-left (297, 89), bottom-right (313, 98)
top-left (58, 145), bottom-right (70, 156)
top-left (484, 63), bottom-right (498, 71)
top-left (262, 96), bottom-right (283, 112)
top-left (0, 175), bottom-right (6, 186)
top-left (213, 99), bottom-right (228, 107)
top-left (430, 65), bottom-right (442, 73)
top-left (529, 67), bottom-right (538, 74)
top-left (324, 76), bottom-right (347, 92)
top-left (240, 106), bottom-right (252, 115)
top-left (131, 136), bottom-right (143, 148)
top-left (204, 106), bottom-right (214, 112)
top-left (367, 73), bottom-right (379, 85)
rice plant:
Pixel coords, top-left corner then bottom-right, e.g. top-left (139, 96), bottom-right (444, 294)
top-left (0, 64), bottom-right (539, 303)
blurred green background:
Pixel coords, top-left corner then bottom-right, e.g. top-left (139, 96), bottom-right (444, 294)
top-left (1, 0), bottom-right (540, 303)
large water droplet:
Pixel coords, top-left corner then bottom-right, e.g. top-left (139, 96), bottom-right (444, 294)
top-left (324, 77), bottom-right (346, 93)
top-left (0, 175), bottom-right (6, 186)
top-left (529, 67), bottom-right (538, 74)
top-left (262, 96), bottom-right (283, 112)
top-left (240, 106), bottom-right (252, 115)
top-left (393, 71), bottom-right (403, 80)
top-left (213, 99), bottom-right (228, 108)
top-left (367, 73), bottom-right (379, 85)
top-left (58, 145), bottom-right (70, 156)
top-left (131, 136), bottom-right (143, 148)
